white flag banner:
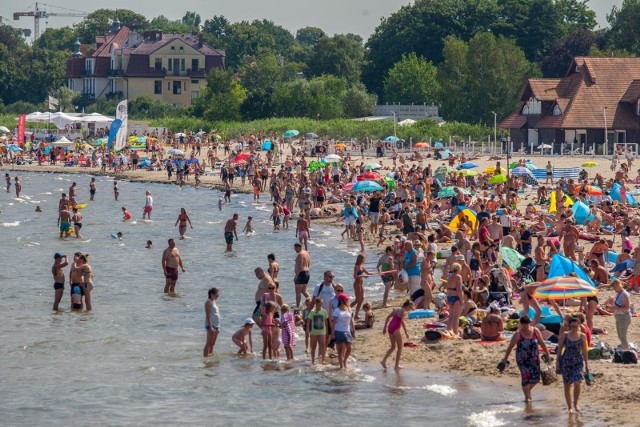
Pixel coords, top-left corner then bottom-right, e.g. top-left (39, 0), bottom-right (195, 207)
top-left (115, 100), bottom-right (128, 151)
top-left (48, 95), bottom-right (59, 110)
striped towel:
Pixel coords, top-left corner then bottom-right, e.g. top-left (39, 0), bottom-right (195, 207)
top-left (531, 167), bottom-right (579, 180)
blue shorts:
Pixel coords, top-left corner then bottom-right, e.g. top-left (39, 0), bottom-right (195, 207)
top-left (334, 330), bottom-right (352, 344)
top-left (206, 325), bottom-right (220, 332)
top-left (447, 295), bottom-right (460, 305)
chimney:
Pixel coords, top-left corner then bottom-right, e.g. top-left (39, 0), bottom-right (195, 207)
top-left (198, 35), bottom-right (204, 48)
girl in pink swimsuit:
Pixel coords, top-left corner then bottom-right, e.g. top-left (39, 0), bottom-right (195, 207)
top-left (380, 300), bottom-right (413, 371)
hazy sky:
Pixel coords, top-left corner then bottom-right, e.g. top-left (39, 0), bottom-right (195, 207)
top-left (0, 0), bottom-right (622, 40)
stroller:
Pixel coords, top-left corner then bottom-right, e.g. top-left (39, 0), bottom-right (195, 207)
top-left (518, 257), bottom-right (537, 283)
top-left (488, 267), bottom-right (512, 306)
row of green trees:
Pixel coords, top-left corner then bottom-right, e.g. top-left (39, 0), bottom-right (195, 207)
top-left (1, 0), bottom-right (640, 126)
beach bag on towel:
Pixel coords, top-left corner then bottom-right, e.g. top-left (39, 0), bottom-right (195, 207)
top-left (462, 325), bottom-right (481, 340)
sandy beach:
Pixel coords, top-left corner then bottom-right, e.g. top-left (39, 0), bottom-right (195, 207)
top-left (2, 148), bottom-right (638, 423)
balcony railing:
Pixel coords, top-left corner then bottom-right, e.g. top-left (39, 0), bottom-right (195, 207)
top-left (107, 69), bottom-right (124, 77)
top-left (187, 68), bottom-right (205, 78)
top-left (81, 69), bottom-right (94, 76)
top-left (80, 92), bottom-right (95, 101)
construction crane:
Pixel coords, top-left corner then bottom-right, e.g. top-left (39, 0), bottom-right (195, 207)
top-left (13, 2), bottom-right (87, 40)
top-left (0, 16), bottom-right (31, 37)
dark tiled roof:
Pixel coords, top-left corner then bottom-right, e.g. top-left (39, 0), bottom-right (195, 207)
top-left (498, 112), bottom-right (526, 129)
top-left (91, 27), bottom-right (132, 58)
top-left (66, 57), bottom-right (84, 78)
top-left (620, 80), bottom-right (640, 103)
top-left (509, 57), bottom-right (640, 130)
top-left (125, 54), bottom-right (165, 77)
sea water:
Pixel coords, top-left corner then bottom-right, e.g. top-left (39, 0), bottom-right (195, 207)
top-left (0, 172), bottom-right (584, 426)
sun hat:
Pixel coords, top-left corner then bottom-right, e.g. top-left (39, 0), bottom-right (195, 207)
top-left (244, 318), bottom-right (256, 325)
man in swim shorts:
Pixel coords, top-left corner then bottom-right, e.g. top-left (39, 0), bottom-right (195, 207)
top-left (58, 207), bottom-right (72, 238)
top-left (89, 177), bottom-right (96, 201)
top-left (252, 267), bottom-right (275, 326)
top-left (293, 243), bottom-right (311, 308)
top-left (224, 213), bottom-right (239, 251)
top-left (162, 238), bottom-right (185, 294)
top-left (51, 253), bottom-right (68, 311)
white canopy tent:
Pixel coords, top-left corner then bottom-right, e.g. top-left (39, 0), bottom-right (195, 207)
top-left (52, 136), bottom-right (74, 147)
top-left (23, 112), bottom-right (114, 129)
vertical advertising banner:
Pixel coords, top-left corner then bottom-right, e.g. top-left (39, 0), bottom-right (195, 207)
top-left (17, 114), bottom-right (26, 147)
top-left (115, 100), bottom-right (128, 151)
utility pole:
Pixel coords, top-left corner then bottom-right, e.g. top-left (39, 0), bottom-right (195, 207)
top-left (603, 106), bottom-right (608, 157)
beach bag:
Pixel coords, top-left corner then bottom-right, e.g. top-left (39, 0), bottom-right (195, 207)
top-left (622, 350), bottom-right (638, 364)
top-left (462, 325), bottom-right (481, 340)
top-left (506, 319), bottom-right (519, 331)
top-left (540, 362), bottom-right (558, 385)
top-left (588, 348), bottom-right (602, 360)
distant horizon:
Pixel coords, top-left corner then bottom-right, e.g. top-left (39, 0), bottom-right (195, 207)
top-left (0, 0), bottom-right (622, 42)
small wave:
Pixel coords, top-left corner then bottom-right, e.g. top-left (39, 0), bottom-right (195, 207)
top-left (467, 405), bottom-right (521, 427)
top-left (1, 221), bottom-right (20, 227)
top-left (40, 192), bottom-right (53, 195)
top-left (206, 221), bottom-right (222, 224)
top-left (387, 384), bottom-right (456, 396)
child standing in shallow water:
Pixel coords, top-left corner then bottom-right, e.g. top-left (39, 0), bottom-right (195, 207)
top-left (203, 288), bottom-right (221, 357)
top-left (261, 301), bottom-right (276, 359)
top-left (232, 318), bottom-right (255, 355)
top-left (279, 304), bottom-right (297, 361)
top-left (381, 300), bottom-right (413, 371)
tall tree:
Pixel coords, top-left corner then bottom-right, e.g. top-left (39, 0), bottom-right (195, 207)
top-left (363, 0), bottom-right (499, 96)
top-left (75, 9), bottom-right (149, 43)
top-left (437, 33), bottom-right (539, 123)
top-left (192, 69), bottom-right (246, 121)
top-left (181, 12), bottom-right (202, 31)
top-left (437, 37), bottom-right (469, 121)
top-left (202, 15), bottom-right (229, 48)
top-left (383, 52), bottom-right (440, 104)
top-left (35, 27), bottom-right (77, 52)
top-left (222, 20), bottom-right (295, 70)
top-left (607, 0), bottom-right (640, 54)
top-left (540, 29), bottom-right (602, 77)
top-left (149, 15), bottom-right (192, 34)
top-left (295, 27), bottom-right (325, 46)
top-left (555, 0), bottom-right (597, 34)
top-left (306, 35), bottom-right (364, 84)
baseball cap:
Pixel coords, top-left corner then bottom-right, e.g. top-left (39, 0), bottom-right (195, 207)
top-left (337, 293), bottom-right (350, 301)
top-left (54, 253), bottom-right (63, 259)
top-left (244, 318), bottom-right (255, 325)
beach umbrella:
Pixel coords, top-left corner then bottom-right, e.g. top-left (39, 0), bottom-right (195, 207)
top-left (136, 136), bottom-right (147, 143)
top-left (500, 246), bottom-right (525, 271)
top-left (7, 144), bottom-right (22, 152)
top-left (459, 169), bottom-right (479, 176)
top-left (488, 174), bottom-right (507, 184)
top-left (261, 140), bottom-right (273, 150)
top-left (364, 162), bottom-right (382, 171)
top-left (483, 166), bottom-right (496, 174)
top-left (127, 135), bottom-right (138, 142)
top-left (582, 161), bottom-right (598, 167)
top-left (437, 186), bottom-right (470, 198)
top-left (511, 166), bottom-right (532, 176)
top-left (233, 152), bottom-right (250, 163)
top-left (174, 132), bottom-right (186, 138)
top-left (585, 185), bottom-right (603, 196)
top-left (283, 130), bottom-right (299, 138)
top-left (0, 126), bottom-right (10, 133)
top-left (168, 148), bottom-right (184, 156)
top-left (343, 182), bottom-right (355, 192)
top-left (325, 154), bottom-right (342, 163)
top-left (537, 144), bottom-right (553, 149)
top-left (533, 276), bottom-right (598, 300)
top-left (525, 162), bottom-right (538, 170)
top-left (384, 136), bottom-right (399, 142)
top-left (352, 180), bottom-right (384, 192)
top-left (456, 162), bottom-right (478, 170)
top-left (304, 132), bottom-right (319, 138)
top-left (434, 142), bottom-right (444, 149)
top-left (335, 143), bottom-right (347, 149)
top-left (415, 142), bottom-right (430, 148)
top-left (358, 171), bottom-right (382, 181)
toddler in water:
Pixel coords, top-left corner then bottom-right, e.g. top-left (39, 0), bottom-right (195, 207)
top-left (279, 304), bottom-right (297, 361)
top-left (145, 240), bottom-right (153, 249)
top-left (232, 318), bottom-right (255, 355)
top-left (242, 216), bottom-right (254, 235)
top-left (381, 300), bottom-right (413, 371)
top-left (218, 198), bottom-right (223, 211)
top-left (355, 302), bottom-right (375, 330)
top-left (261, 301), bottom-right (276, 359)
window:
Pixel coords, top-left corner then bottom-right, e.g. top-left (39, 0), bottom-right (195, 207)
top-left (167, 59), bottom-right (172, 71)
top-left (552, 105), bottom-right (561, 116)
top-left (167, 81), bottom-right (171, 90)
top-left (179, 46), bottom-right (184, 51)
top-left (191, 59), bottom-right (199, 70)
top-left (637, 100), bottom-right (640, 116)
top-left (68, 79), bottom-right (74, 90)
top-left (155, 58), bottom-right (162, 71)
top-left (191, 79), bottom-right (199, 84)
top-left (173, 81), bottom-right (181, 95)
top-left (191, 91), bottom-right (200, 100)
top-left (181, 58), bottom-right (185, 71)
top-left (154, 80), bottom-right (162, 94)
top-left (171, 46), bottom-right (175, 50)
